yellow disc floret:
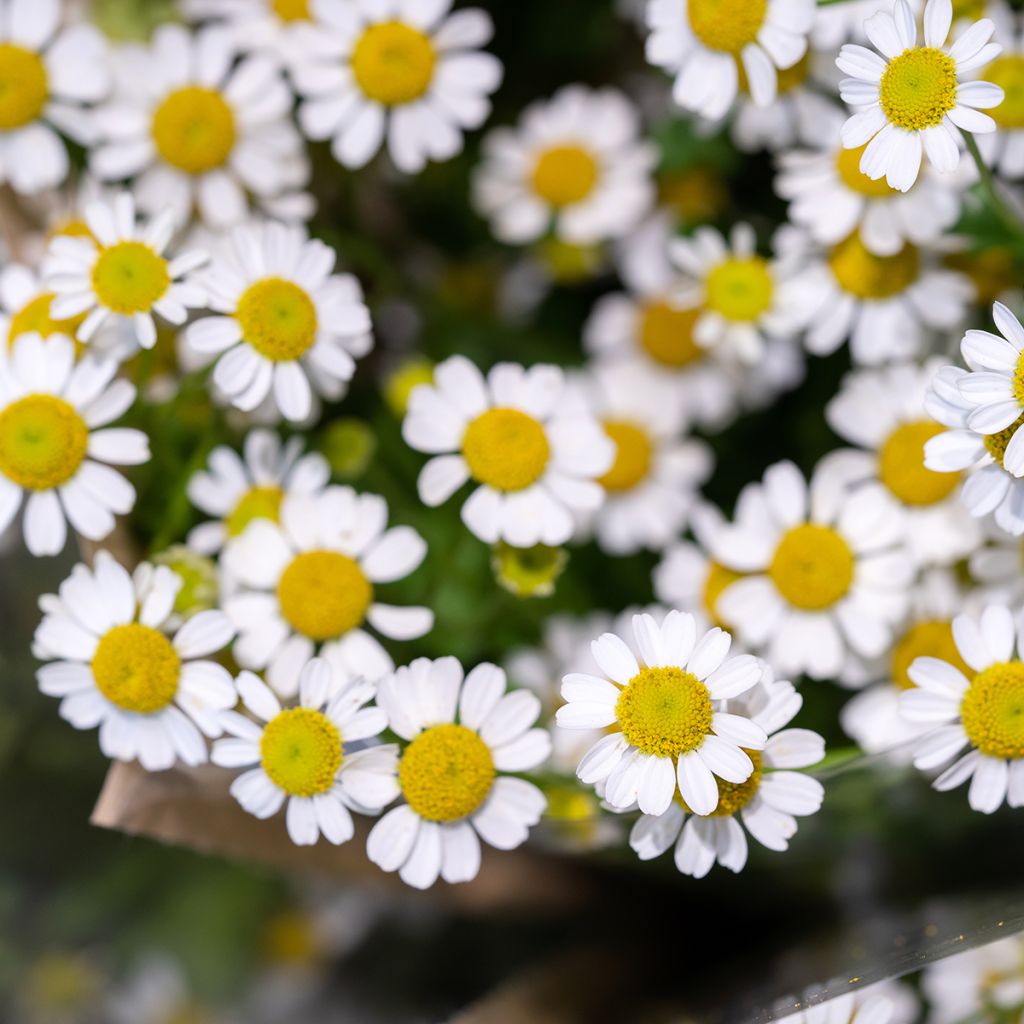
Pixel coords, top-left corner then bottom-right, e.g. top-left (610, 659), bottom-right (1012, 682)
top-left (829, 232), bottom-right (919, 300)
top-left (462, 407), bottom-right (551, 491)
top-left (152, 86), bottom-right (236, 174)
top-left (890, 619), bottom-right (971, 691)
top-left (277, 550), bottom-right (373, 641)
top-left (531, 145), bottom-right (599, 207)
top-left (8, 293), bottom-right (86, 348)
top-left (0, 395), bottom-right (88, 490)
top-left (236, 277), bottom-right (318, 362)
top-left (91, 242), bottom-right (171, 314)
top-left (351, 21), bottom-right (436, 106)
top-left (92, 624), bottom-right (181, 714)
top-left (987, 56), bottom-right (1024, 130)
top-left (598, 420), bottom-right (653, 493)
top-left (879, 47), bottom-right (957, 132)
top-left (878, 420), bottom-right (959, 506)
top-left (769, 524), bottom-right (855, 610)
top-left (261, 708), bottom-right (342, 796)
top-left (687, 0), bottom-right (768, 54)
top-left (703, 560), bottom-right (743, 628)
top-left (0, 44), bottom-right (48, 130)
top-left (226, 485), bottom-right (284, 537)
top-left (678, 750), bottom-right (763, 816)
top-left (836, 143), bottom-right (898, 198)
top-left (399, 723), bottom-right (496, 821)
top-left (961, 661), bottom-right (1024, 760)
top-left (984, 411), bottom-right (1024, 469)
top-left (705, 257), bottom-right (774, 323)
top-left (272, 0), bottom-right (311, 21)
top-left (1012, 351), bottom-right (1024, 405)
top-left (616, 666), bottom-right (713, 759)
top-left (639, 301), bottom-right (703, 367)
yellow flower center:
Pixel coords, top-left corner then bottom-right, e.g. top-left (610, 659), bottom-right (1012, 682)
top-left (828, 232), bottom-right (919, 300)
top-left (276, 550), bottom-right (373, 641)
top-left (491, 540), bottom-right (568, 598)
top-left (398, 723), bottom-right (496, 822)
top-left (836, 143), bottom-right (898, 198)
top-left (536, 238), bottom-right (603, 282)
top-left (7, 293), bottom-right (87, 349)
top-left (351, 21), bottom-right (436, 106)
top-left (703, 560), bottom-right (743, 628)
top-left (531, 144), bottom-right (599, 207)
top-left (678, 750), bottom-right (763, 816)
top-left (0, 44), bottom-right (48, 130)
top-left (92, 624), bottom-right (181, 714)
top-left (51, 218), bottom-right (94, 241)
top-left (598, 420), bottom-right (653, 493)
top-left (260, 707), bottom-right (342, 796)
top-left (0, 395), bottom-right (88, 490)
top-left (687, 0), bottom-right (768, 54)
top-left (878, 420), bottom-right (959, 506)
top-left (91, 241), bottom-right (171, 315)
top-left (236, 277), bottom-right (318, 362)
top-left (961, 661), bottom-right (1024, 760)
top-left (639, 301), bottom-right (703, 367)
top-left (984, 411), bottom-right (1024, 469)
top-left (890, 619), bottom-right (972, 691)
top-left (705, 257), bottom-right (774, 323)
top-left (615, 666), bottom-right (713, 759)
top-left (226, 485), bottom-right (284, 537)
top-left (261, 910), bottom-right (319, 967)
top-left (272, 0), bottom-right (311, 21)
top-left (151, 86), bottom-right (237, 174)
top-left (984, 55), bottom-right (1024, 130)
top-left (879, 47), bottom-right (958, 132)
top-left (462, 407), bottom-right (551, 492)
top-left (769, 524), bottom-right (855, 610)
top-left (945, 247), bottom-right (1016, 309)
top-left (384, 358), bottom-right (433, 416)
top-left (1012, 351), bottom-right (1024, 405)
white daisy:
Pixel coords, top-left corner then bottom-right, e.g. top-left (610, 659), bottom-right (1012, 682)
top-left (223, 486), bottom-right (432, 698)
top-left (0, 262), bottom-right (85, 352)
top-left (185, 220), bottom-right (373, 423)
top-left (0, 334), bottom-right (148, 556)
top-left (402, 355), bottom-right (614, 547)
top-left (825, 359), bottom-right (983, 566)
top-left (813, 0), bottom-right (915, 51)
top-left (975, 4), bottom-right (1024, 177)
top-left (368, 656), bottom-right (550, 889)
top-left (902, 603), bottom-right (1024, 812)
top-left (186, 428), bottom-right (330, 555)
top-left (184, 0), bottom-right (318, 67)
top-left (42, 192), bottom-right (208, 353)
top-left (473, 85), bottom-right (656, 246)
top-left (291, 0), bottom-right (502, 174)
top-left (629, 674), bottom-right (824, 878)
top-left (710, 459), bottom-right (913, 680)
top-left (34, 551), bottom-right (236, 770)
top-left (90, 23), bottom-right (311, 229)
top-left (212, 659), bottom-right (399, 846)
top-left (922, 934), bottom-right (1024, 1024)
top-left (968, 516), bottom-right (1024, 607)
top-left (0, 0), bottom-right (110, 195)
top-left (837, 0), bottom-right (1004, 192)
top-left (644, 0), bottom-right (816, 121)
top-left (556, 611), bottom-right (767, 817)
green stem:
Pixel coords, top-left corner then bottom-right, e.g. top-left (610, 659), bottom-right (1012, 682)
top-left (962, 129), bottom-right (1024, 238)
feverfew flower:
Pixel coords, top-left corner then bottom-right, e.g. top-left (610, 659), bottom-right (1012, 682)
top-left (184, 0), bottom-right (319, 67)
top-left (837, 0), bottom-right (1004, 192)
top-left (368, 657), bottom-right (550, 889)
top-left (34, 552), bottom-right (236, 770)
top-left (213, 659), bottom-right (398, 846)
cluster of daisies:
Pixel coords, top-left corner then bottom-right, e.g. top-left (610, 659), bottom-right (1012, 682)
top-left (1, 0), bottom-right (1023, 901)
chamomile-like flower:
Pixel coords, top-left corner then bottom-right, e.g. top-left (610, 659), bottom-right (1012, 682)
top-left (922, 933), bottom-right (1024, 1024)
top-left (43, 192), bottom-right (208, 352)
top-left (837, 0), bottom-right (1004, 192)
top-left (402, 355), bottom-right (614, 547)
top-left (629, 674), bottom-right (824, 877)
top-left (902, 604), bottom-right (1024, 812)
top-left (710, 460), bottom-right (913, 680)
top-left (368, 657), bottom-right (550, 889)
top-left (556, 611), bottom-right (767, 817)
top-left (0, 334), bottom-right (148, 556)
top-left (186, 428), bottom-right (330, 555)
top-left (34, 552), bottom-right (236, 770)
top-left (212, 659), bottom-right (398, 846)
top-left (644, 0), bottom-right (816, 121)
top-left (291, 0), bottom-right (502, 174)
top-left (223, 487), bottom-right (432, 698)
top-left (0, 262), bottom-right (86, 353)
top-left (184, 0), bottom-right (318, 67)
top-left (185, 220), bottom-right (373, 423)
top-left (90, 24), bottom-right (310, 229)
top-left (473, 86), bottom-right (656, 246)
top-left (974, 4), bottom-right (1024, 177)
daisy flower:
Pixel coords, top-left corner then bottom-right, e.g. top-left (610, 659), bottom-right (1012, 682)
top-left (710, 459), bottom-right (913, 681)
top-left (825, 359), bottom-right (982, 566)
top-left (837, 0), bottom-right (1004, 192)
top-left (212, 659), bottom-right (399, 846)
top-left (629, 674), bottom-right (824, 878)
top-left (974, 4), bottom-right (1024, 178)
top-left (402, 355), bottom-right (614, 548)
top-left (291, 0), bottom-right (502, 174)
top-left (556, 611), bottom-right (767, 817)
top-left (0, 0), bottom-right (110, 195)
top-left (902, 603), bottom-right (1024, 812)
top-left (42, 192), bottom-right (208, 352)
top-left (34, 552), bottom-right (236, 771)
top-left (184, 0), bottom-right (319, 67)
top-left (0, 262), bottom-right (86, 352)
top-left (473, 85), bottom-right (656, 246)
top-left (186, 428), bottom-right (330, 555)
top-left (223, 487), bottom-right (432, 698)
top-left (813, 0), bottom-right (916, 51)
top-left (90, 24), bottom-right (311, 229)
top-left (0, 334), bottom-right (148, 556)
top-left (922, 933), bottom-right (1024, 1024)
top-left (185, 220), bottom-right (373, 422)
top-left (645, 0), bottom-right (814, 121)
top-left (368, 656), bottom-right (550, 889)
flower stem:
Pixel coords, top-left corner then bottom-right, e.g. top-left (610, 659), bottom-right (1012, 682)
top-left (962, 129), bottom-right (1024, 238)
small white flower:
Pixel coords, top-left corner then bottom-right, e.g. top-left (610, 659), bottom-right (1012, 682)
top-left (922, 933), bottom-right (1024, 1024)
top-left (368, 656), bottom-right (550, 889)
top-left (974, 5), bottom-right (1024, 178)
top-left (34, 552), bottom-right (236, 770)
top-left (183, 0), bottom-right (318, 67)
top-left (212, 659), bottom-right (398, 846)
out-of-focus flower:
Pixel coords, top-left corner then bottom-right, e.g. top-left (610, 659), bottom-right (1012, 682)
top-left (491, 541), bottom-right (567, 598)
top-left (922, 933), bottom-right (1024, 1023)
